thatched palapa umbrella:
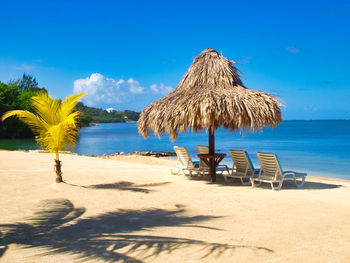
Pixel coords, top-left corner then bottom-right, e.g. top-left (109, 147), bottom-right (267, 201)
top-left (138, 48), bottom-right (282, 182)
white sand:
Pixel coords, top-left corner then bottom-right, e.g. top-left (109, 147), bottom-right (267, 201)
top-left (1, 150), bottom-right (350, 262)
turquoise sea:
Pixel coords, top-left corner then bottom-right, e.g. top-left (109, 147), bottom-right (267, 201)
top-left (1, 120), bottom-right (349, 179)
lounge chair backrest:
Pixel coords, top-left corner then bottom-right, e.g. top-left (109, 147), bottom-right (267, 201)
top-left (229, 150), bottom-right (255, 176)
top-left (257, 152), bottom-right (283, 180)
top-left (196, 145), bottom-right (209, 168)
top-left (196, 145), bottom-right (209, 154)
top-left (174, 146), bottom-right (195, 169)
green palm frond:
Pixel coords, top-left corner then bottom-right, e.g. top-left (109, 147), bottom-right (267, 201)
top-left (1, 110), bottom-right (48, 135)
top-left (63, 111), bottom-right (80, 127)
top-left (59, 93), bottom-right (87, 120)
top-left (30, 92), bottom-right (61, 125)
top-left (37, 122), bottom-right (78, 153)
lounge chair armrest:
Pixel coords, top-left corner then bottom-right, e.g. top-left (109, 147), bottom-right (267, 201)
top-left (282, 172), bottom-right (295, 177)
top-left (216, 164), bottom-right (229, 172)
top-left (282, 171), bottom-right (306, 179)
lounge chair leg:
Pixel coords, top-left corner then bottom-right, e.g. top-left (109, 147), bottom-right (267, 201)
top-left (271, 181), bottom-right (282, 191)
top-left (294, 176), bottom-right (305, 188)
top-left (251, 178), bottom-right (255, 188)
top-left (224, 176), bottom-right (235, 183)
top-left (169, 168), bottom-right (180, 175)
top-left (240, 178), bottom-right (251, 185)
top-left (223, 173), bottom-right (232, 182)
top-left (251, 179), bottom-right (262, 187)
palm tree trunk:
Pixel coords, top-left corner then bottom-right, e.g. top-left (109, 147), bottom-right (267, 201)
top-left (54, 151), bottom-right (63, 183)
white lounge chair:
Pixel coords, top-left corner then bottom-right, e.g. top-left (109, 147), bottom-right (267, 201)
top-left (251, 152), bottom-right (306, 190)
top-left (196, 145), bottom-right (229, 175)
top-left (170, 146), bottom-right (205, 176)
top-left (226, 150), bottom-right (260, 185)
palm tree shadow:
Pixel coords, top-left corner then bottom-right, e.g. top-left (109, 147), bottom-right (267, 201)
top-left (65, 181), bottom-right (171, 193)
top-left (0, 199), bottom-right (273, 262)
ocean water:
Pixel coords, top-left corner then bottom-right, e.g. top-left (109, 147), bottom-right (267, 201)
top-left (1, 120), bottom-right (349, 179)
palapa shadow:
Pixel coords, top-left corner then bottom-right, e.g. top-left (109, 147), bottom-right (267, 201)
top-left (0, 199), bottom-right (273, 262)
top-left (185, 174), bottom-right (343, 190)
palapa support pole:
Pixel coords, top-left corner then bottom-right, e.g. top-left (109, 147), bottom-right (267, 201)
top-left (208, 128), bottom-right (216, 182)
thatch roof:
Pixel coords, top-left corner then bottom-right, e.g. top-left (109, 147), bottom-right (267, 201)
top-left (138, 48), bottom-right (282, 141)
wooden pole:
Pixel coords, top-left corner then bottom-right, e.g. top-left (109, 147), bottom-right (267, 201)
top-left (208, 128), bottom-right (216, 182)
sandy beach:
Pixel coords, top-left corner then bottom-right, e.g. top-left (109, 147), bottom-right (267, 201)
top-left (1, 150), bottom-right (350, 262)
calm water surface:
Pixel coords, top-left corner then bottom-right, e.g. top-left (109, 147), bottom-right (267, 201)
top-left (1, 120), bottom-right (349, 179)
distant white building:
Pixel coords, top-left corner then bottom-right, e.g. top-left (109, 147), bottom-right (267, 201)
top-left (106, 108), bottom-right (116, 113)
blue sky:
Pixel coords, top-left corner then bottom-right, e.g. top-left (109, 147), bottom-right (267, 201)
top-left (0, 0), bottom-right (349, 120)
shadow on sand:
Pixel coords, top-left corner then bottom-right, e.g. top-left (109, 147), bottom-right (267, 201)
top-left (0, 199), bottom-right (273, 262)
top-left (65, 181), bottom-right (171, 193)
top-left (186, 174), bottom-right (343, 190)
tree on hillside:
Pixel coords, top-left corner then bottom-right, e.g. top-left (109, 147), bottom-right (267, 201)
top-left (1, 92), bottom-right (86, 183)
top-left (8, 73), bottom-right (46, 92)
top-left (0, 82), bottom-right (34, 138)
top-left (75, 102), bottom-right (140, 124)
top-left (0, 74), bottom-right (48, 138)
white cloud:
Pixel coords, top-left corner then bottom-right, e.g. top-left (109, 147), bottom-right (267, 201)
top-left (285, 46), bottom-right (300, 54)
top-left (73, 73), bottom-right (128, 107)
top-left (304, 104), bottom-right (317, 113)
top-left (73, 73), bottom-right (173, 108)
top-left (237, 56), bottom-right (252, 65)
top-left (127, 78), bottom-right (144, 94)
top-left (150, 83), bottom-right (173, 94)
top-left (13, 64), bottom-right (36, 70)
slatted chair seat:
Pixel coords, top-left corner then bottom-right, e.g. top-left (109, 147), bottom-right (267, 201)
top-left (226, 150), bottom-right (260, 185)
top-left (251, 152), bottom-right (307, 190)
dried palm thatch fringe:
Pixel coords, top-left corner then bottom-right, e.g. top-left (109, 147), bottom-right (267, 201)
top-left (138, 48), bottom-right (282, 141)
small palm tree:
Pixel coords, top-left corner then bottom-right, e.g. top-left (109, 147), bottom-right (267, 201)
top-left (1, 92), bottom-right (86, 183)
